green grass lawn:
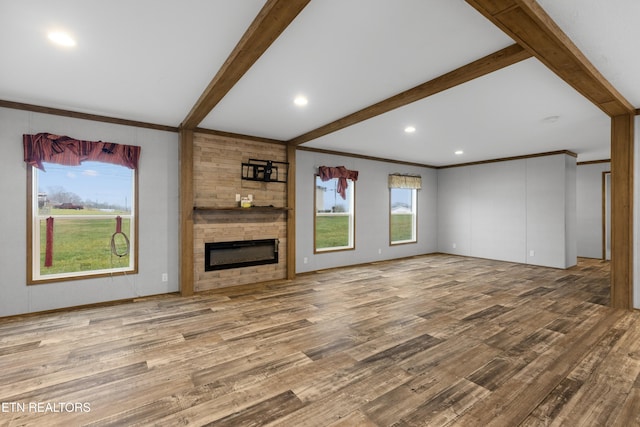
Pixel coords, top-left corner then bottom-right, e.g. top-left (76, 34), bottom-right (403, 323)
top-left (391, 214), bottom-right (414, 242)
top-left (315, 215), bottom-right (350, 249)
top-left (42, 210), bottom-right (407, 273)
top-left (316, 214), bottom-right (414, 249)
top-left (40, 217), bottom-right (131, 274)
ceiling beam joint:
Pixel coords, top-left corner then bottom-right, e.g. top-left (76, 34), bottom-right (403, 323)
top-left (288, 43), bottom-right (531, 146)
top-left (465, 0), bottom-right (634, 117)
top-left (181, 0), bottom-right (311, 130)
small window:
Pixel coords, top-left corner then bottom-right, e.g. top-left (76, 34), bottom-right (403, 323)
top-left (314, 176), bottom-right (355, 252)
top-left (28, 161), bottom-right (137, 283)
top-left (390, 187), bottom-right (417, 245)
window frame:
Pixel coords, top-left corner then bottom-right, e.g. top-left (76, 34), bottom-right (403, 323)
top-left (26, 163), bottom-right (139, 284)
top-left (389, 187), bottom-right (418, 245)
top-left (313, 175), bottom-right (356, 253)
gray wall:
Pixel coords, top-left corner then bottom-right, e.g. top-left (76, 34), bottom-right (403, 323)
top-left (437, 153), bottom-right (576, 269)
top-left (1, 106), bottom-right (618, 312)
top-left (295, 150), bottom-right (438, 273)
top-left (576, 162), bottom-right (610, 259)
top-left (0, 107), bottom-right (179, 316)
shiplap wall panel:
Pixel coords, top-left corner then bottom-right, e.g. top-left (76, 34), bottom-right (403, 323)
top-left (193, 133), bottom-right (288, 291)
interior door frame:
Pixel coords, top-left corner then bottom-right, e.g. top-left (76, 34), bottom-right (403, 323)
top-left (602, 170), bottom-right (611, 260)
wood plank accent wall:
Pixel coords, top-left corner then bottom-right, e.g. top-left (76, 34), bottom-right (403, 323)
top-left (179, 129), bottom-right (195, 296)
top-left (610, 114), bottom-right (634, 309)
top-left (286, 144), bottom-right (296, 280)
top-left (192, 133), bottom-right (288, 291)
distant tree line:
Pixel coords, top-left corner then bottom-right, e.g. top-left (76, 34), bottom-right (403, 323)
top-left (41, 186), bottom-right (127, 211)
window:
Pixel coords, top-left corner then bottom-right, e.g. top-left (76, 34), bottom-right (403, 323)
top-left (314, 176), bottom-right (355, 252)
top-left (390, 187), bottom-right (417, 244)
top-left (28, 161), bottom-right (137, 283)
top-left (24, 133), bottom-right (140, 284)
top-left (388, 173), bottom-right (420, 245)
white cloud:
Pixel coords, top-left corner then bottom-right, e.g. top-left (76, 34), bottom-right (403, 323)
top-left (66, 172), bottom-right (76, 179)
top-left (83, 170), bottom-right (99, 177)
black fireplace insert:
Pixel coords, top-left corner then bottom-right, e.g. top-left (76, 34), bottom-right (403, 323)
top-left (205, 238), bottom-right (278, 271)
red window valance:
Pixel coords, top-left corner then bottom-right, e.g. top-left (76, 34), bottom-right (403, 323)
top-left (23, 133), bottom-right (141, 171)
top-left (318, 166), bottom-right (359, 199)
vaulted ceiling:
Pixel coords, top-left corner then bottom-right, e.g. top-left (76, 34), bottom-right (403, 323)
top-left (1, 0), bottom-right (637, 166)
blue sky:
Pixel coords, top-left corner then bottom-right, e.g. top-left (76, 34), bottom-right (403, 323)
top-left (39, 161), bottom-right (133, 208)
top-left (390, 188), bottom-right (413, 208)
top-left (316, 178), bottom-right (351, 211)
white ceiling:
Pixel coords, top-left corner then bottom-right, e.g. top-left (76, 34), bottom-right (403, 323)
top-left (0, 0), bottom-right (636, 166)
top-left (304, 58), bottom-right (610, 165)
top-left (537, 0), bottom-right (640, 109)
top-left (201, 0), bottom-right (514, 141)
top-left (0, 0), bottom-right (266, 124)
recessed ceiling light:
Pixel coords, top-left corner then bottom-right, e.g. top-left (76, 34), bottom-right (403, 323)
top-left (294, 95), bottom-right (308, 107)
top-left (455, 150), bottom-right (464, 155)
top-left (48, 31), bottom-right (76, 47)
top-left (404, 126), bottom-right (416, 133)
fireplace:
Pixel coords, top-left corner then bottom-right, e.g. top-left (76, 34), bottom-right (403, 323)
top-left (205, 238), bottom-right (279, 271)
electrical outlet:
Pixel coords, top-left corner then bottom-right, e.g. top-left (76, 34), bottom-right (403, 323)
top-left (162, 273), bottom-right (168, 282)
top-left (303, 257), bottom-right (308, 264)
top-left (452, 243), bottom-right (457, 249)
top-left (529, 250), bottom-right (535, 257)
top-left (378, 248), bottom-right (382, 254)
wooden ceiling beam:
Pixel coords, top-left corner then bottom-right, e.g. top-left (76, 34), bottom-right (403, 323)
top-left (288, 44), bottom-right (531, 146)
top-left (181, 0), bottom-right (310, 129)
top-left (464, 0), bottom-right (634, 117)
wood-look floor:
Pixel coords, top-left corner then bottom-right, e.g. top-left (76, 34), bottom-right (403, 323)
top-left (1, 254), bottom-right (639, 426)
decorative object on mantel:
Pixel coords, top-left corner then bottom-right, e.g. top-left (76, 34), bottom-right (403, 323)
top-left (241, 159), bottom-right (288, 183)
top-left (388, 173), bottom-right (422, 189)
top-left (234, 194), bottom-right (254, 208)
top-left (318, 166), bottom-right (359, 199)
